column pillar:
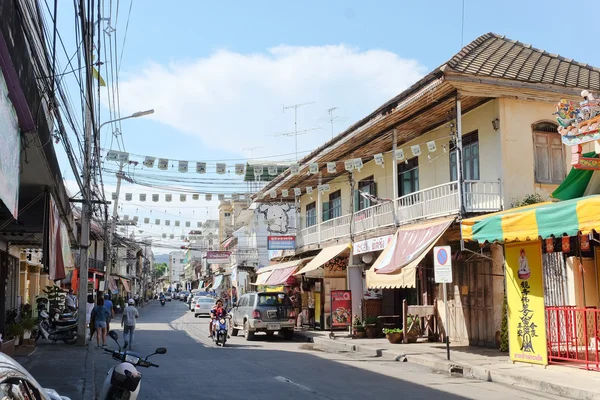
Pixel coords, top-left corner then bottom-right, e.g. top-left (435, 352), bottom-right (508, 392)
top-left (28, 265), bottom-right (41, 306)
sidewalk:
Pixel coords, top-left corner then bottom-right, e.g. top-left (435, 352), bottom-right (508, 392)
top-left (294, 329), bottom-right (600, 400)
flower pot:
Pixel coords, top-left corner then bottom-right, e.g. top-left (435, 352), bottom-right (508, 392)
top-left (353, 330), bottom-right (366, 339)
top-left (406, 332), bottom-right (418, 343)
top-left (13, 336), bottom-right (20, 346)
top-left (23, 330), bottom-right (32, 340)
top-left (386, 332), bottom-right (403, 344)
top-left (365, 325), bottom-right (378, 339)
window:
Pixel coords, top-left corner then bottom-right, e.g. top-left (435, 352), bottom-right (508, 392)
top-left (357, 176), bottom-right (376, 210)
top-left (324, 190), bottom-right (342, 221)
top-left (180, 259), bottom-right (185, 264)
top-left (305, 202), bottom-right (316, 227)
top-left (248, 293), bottom-right (256, 306)
top-left (224, 212), bottom-right (231, 217)
top-left (398, 157), bottom-right (419, 197)
top-left (533, 122), bottom-right (565, 184)
top-left (450, 131), bottom-right (480, 181)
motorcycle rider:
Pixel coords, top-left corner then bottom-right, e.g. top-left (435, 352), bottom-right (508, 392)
top-left (208, 299), bottom-right (228, 339)
top-left (65, 289), bottom-right (77, 313)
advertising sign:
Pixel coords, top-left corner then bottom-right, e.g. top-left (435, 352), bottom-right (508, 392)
top-left (0, 73), bottom-right (20, 218)
top-left (267, 235), bottom-right (296, 250)
top-left (353, 235), bottom-right (394, 255)
top-left (506, 241), bottom-right (548, 366)
top-left (433, 246), bottom-right (452, 283)
top-left (330, 290), bottom-right (352, 327)
top-left (206, 251), bottom-right (231, 264)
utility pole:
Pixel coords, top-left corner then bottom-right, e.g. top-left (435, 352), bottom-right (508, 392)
top-left (283, 102), bottom-right (315, 161)
top-left (77, 0), bottom-right (94, 346)
top-left (327, 107), bottom-right (338, 139)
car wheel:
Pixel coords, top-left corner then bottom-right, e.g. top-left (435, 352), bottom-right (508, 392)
top-left (282, 329), bottom-right (294, 340)
top-left (266, 331), bottom-right (275, 338)
top-left (244, 321), bottom-right (254, 341)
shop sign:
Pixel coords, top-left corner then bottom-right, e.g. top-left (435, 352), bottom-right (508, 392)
top-left (0, 74), bottom-right (20, 219)
top-left (206, 251), bottom-right (231, 264)
top-left (267, 236), bottom-right (296, 250)
top-left (506, 241), bottom-right (548, 366)
top-left (353, 235), bottom-right (393, 255)
top-left (330, 290), bottom-right (352, 327)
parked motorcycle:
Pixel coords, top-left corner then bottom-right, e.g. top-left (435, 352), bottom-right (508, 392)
top-left (211, 317), bottom-right (228, 347)
top-left (35, 309), bottom-right (78, 345)
top-left (98, 331), bottom-right (166, 400)
top-left (160, 298), bottom-right (166, 307)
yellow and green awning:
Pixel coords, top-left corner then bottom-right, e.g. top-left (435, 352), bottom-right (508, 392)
top-left (461, 195), bottom-right (600, 243)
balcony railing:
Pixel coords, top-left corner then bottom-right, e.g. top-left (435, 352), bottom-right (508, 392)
top-left (296, 180), bottom-right (502, 248)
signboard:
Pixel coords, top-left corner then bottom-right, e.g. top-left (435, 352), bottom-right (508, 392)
top-left (267, 236), bottom-right (296, 250)
top-left (506, 241), bottom-right (548, 365)
top-left (0, 74), bottom-right (20, 219)
top-left (330, 290), bottom-right (352, 327)
top-left (433, 246), bottom-right (452, 283)
top-left (206, 251), bottom-right (231, 264)
top-left (353, 235), bottom-right (394, 255)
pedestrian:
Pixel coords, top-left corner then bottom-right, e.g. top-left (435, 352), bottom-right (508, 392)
top-left (65, 289), bottom-right (77, 312)
top-left (121, 298), bottom-right (139, 350)
top-left (86, 294), bottom-right (95, 341)
top-left (91, 297), bottom-right (111, 348)
top-left (103, 293), bottom-right (115, 331)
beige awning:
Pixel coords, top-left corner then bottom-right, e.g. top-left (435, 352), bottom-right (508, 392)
top-left (366, 264), bottom-right (417, 289)
top-left (252, 256), bottom-right (314, 285)
top-left (295, 243), bottom-right (351, 276)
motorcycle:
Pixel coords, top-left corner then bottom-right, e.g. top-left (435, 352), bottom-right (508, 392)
top-left (211, 317), bottom-right (228, 347)
top-left (98, 330), bottom-right (166, 400)
top-left (160, 298), bottom-right (165, 307)
top-left (35, 309), bottom-right (78, 345)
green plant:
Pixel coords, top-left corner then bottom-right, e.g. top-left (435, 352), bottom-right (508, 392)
top-left (20, 316), bottom-right (37, 332)
top-left (7, 322), bottom-right (24, 339)
top-left (500, 294), bottom-right (509, 352)
top-left (511, 193), bottom-right (545, 208)
top-left (383, 328), bottom-right (403, 334)
top-left (364, 316), bottom-right (378, 326)
top-left (43, 285), bottom-right (65, 310)
top-left (406, 315), bottom-right (421, 335)
top-left (352, 315), bottom-right (362, 327)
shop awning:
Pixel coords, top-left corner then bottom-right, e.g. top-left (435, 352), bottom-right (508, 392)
top-left (375, 217), bottom-right (455, 274)
top-left (461, 195), bottom-right (600, 243)
top-left (551, 152), bottom-right (599, 200)
top-left (253, 269), bottom-right (274, 285)
top-left (212, 275), bottom-right (224, 291)
top-left (264, 266), bottom-right (298, 286)
top-left (120, 277), bottom-right (131, 292)
top-left (295, 243), bottom-right (351, 276)
top-left (108, 277), bottom-right (118, 292)
top-left (366, 264), bottom-right (417, 289)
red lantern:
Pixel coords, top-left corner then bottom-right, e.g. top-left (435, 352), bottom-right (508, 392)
top-left (545, 238), bottom-right (554, 253)
top-left (562, 236), bottom-right (571, 253)
top-left (581, 235), bottom-right (590, 252)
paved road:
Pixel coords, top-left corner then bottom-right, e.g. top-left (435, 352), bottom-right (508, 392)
top-left (88, 299), bottom-right (562, 400)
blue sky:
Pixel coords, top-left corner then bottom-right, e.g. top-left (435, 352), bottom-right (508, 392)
top-left (49, 0), bottom-right (599, 251)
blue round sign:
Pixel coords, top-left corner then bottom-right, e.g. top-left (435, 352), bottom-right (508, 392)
top-left (436, 249), bottom-right (448, 265)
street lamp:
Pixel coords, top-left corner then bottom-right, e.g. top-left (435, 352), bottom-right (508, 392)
top-left (99, 109), bottom-right (154, 130)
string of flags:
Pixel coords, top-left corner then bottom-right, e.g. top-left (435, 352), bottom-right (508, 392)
top-left (113, 192), bottom-right (250, 202)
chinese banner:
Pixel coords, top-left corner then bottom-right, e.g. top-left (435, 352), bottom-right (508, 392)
top-left (505, 241), bottom-right (548, 365)
top-left (330, 290), bottom-right (352, 328)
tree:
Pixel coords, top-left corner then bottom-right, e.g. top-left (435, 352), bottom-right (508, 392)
top-left (153, 263), bottom-right (167, 280)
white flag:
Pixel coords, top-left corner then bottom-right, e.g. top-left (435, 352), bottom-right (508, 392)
top-left (411, 145), bottom-right (421, 157)
top-left (139, 194), bottom-right (146, 202)
top-left (178, 160), bottom-right (188, 172)
top-left (192, 194), bottom-right (199, 200)
top-left (327, 162), bottom-right (337, 173)
top-left (269, 190), bottom-right (277, 198)
top-left (162, 233), bottom-right (166, 239)
top-left (268, 165), bottom-right (278, 176)
top-left (196, 162), bottom-right (206, 174)
top-left (290, 163), bottom-right (299, 175)
top-left (309, 163), bottom-right (319, 174)
top-left (217, 194), bottom-right (224, 200)
top-left (152, 194), bottom-right (159, 202)
top-left (197, 222), bottom-right (202, 228)
top-left (374, 153), bottom-right (384, 166)
top-left (165, 194), bottom-right (172, 202)
top-left (232, 193), bottom-right (239, 201)
top-left (155, 219), bottom-right (160, 225)
top-left (158, 158), bottom-right (169, 170)
top-left (112, 192), bottom-right (117, 200)
top-left (133, 216), bottom-right (139, 223)
top-left (353, 158), bottom-right (363, 171)
top-left (253, 165), bottom-right (263, 176)
top-left (235, 164), bottom-right (245, 175)
top-left (165, 220), bottom-right (170, 226)
top-left (427, 141), bottom-right (437, 152)
top-left (344, 160), bottom-right (354, 172)
top-left (180, 235), bottom-right (185, 240)
top-left (257, 192), bottom-right (264, 199)
top-left (175, 221), bottom-right (180, 227)
top-left (395, 149), bottom-right (405, 161)
top-left (143, 156), bottom-right (155, 168)
top-left (294, 188), bottom-right (302, 196)
top-left (185, 221), bottom-right (191, 227)
top-left (318, 184), bottom-right (330, 192)
top-left (205, 194), bottom-right (212, 201)
top-left (125, 193), bottom-right (132, 201)
top-left (216, 163), bottom-right (226, 174)
top-left (306, 187), bottom-right (313, 194)
top-left (106, 150), bottom-right (118, 161)
top-left (282, 189), bottom-right (289, 197)
top-left (180, 194), bottom-right (186, 202)
top-left (144, 217), bottom-right (150, 224)
top-left (123, 215), bottom-right (129, 221)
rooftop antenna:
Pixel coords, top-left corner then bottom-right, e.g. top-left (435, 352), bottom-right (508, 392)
top-left (243, 146), bottom-right (264, 159)
top-left (283, 101), bottom-right (315, 161)
top-left (327, 107), bottom-right (338, 139)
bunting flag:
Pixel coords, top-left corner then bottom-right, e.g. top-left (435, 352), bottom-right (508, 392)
top-left (125, 193), bottom-right (132, 201)
top-left (112, 192), bottom-right (117, 200)
top-left (294, 188), bottom-right (301, 196)
top-left (175, 221), bottom-right (180, 227)
top-left (170, 234), bottom-right (174, 239)
top-left (155, 219), bottom-right (160, 225)
top-left (158, 158), bottom-right (168, 170)
top-left (124, 215), bottom-right (129, 221)
top-left (197, 222), bottom-right (202, 228)
top-left (216, 163), bottom-right (226, 174)
top-left (268, 165), bottom-right (278, 176)
top-left (152, 194), bottom-right (159, 202)
top-left (165, 220), bottom-right (170, 226)
top-left (162, 233), bottom-right (166, 238)
top-left (235, 164), bottom-right (245, 175)
top-left (318, 184), bottom-right (330, 193)
top-left (139, 194), bottom-right (146, 202)
top-left (306, 187), bottom-right (313, 194)
top-left (344, 160), bottom-right (354, 172)
top-left (327, 162), bottom-right (337, 173)
top-left (427, 141), bottom-right (437, 152)
top-left (180, 235), bottom-right (185, 240)
top-left (218, 194), bottom-right (224, 200)
top-left (257, 192), bottom-right (264, 199)
top-left (185, 221), bottom-right (191, 227)
top-left (143, 156), bottom-right (155, 168)
top-left (395, 149), bottom-right (405, 161)
top-left (133, 216), bottom-right (139, 223)
top-left (166, 194), bottom-right (172, 202)
top-left (179, 161), bottom-right (189, 172)
top-left (196, 162), bottom-right (206, 174)
top-left (269, 190), bottom-right (276, 198)
top-left (309, 163), bottom-right (319, 174)
top-left (411, 145), bottom-right (421, 157)
top-left (290, 163), bottom-right (299, 175)
top-left (282, 189), bottom-right (289, 197)
top-left (144, 217), bottom-right (150, 224)
top-left (205, 194), bottom-right (212, 201)
top-left (180, 194), bottom-right (186, 202)
top-left (192, 194), bottom-right (199, 200)
top-left (374, 153), bottom-right (384, 166)
top-left (353, 158), bottom-right (363, 171)
top-left (232, 193), bottom-right (239, 201)
top-left (253, 165), bottom-right (263, 176)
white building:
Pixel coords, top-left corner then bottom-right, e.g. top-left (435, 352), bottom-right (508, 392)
top-left (168, 251), bottom-right (186, 286)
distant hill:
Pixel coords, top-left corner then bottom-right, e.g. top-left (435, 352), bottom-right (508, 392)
top-left (154, 254), bottom-right (169, 265)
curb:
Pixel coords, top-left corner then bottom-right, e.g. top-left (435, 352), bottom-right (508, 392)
top-left (308, 336), bottom-right (600, 400)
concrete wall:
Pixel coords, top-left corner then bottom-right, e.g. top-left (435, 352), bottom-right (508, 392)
top-left (568, 257), bottom-right (599, 308)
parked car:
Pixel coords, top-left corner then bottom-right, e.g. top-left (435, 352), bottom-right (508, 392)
top-left (231, 292), bottom-right (295, 341)
top-left (0, 352), bottom-right (72, 399)
top-left (194, 296), bottom-right (215, 317)
top-left (178, 291), bottom-right (189, 301)
top-left (164, 293), bottom-right (172, 301)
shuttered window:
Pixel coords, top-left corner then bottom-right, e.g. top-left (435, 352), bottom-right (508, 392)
top-left (450, 131), bottom-right (480, 181)
top-left (398, 157), bottom-right (419, 197)
top-left (305, 202), bottom-right (316, 227)
top-left (533, 123), bottom-right (564, 184)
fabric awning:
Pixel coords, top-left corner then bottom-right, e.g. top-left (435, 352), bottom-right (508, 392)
top-left (551, 152), bottom-right (599, 200)
top-left (264, 266), bottom-right (298, 286)
top-left (253, 270), bottom-right (274, 285)
top-left (375, 217), bottom-right (455, 274)
top-left (295, 243), bottom-right (351, 275)
top-left (461, 195), bottom-right (600, 243)
top-left (212, 275), bottom-right (224, 291)
top-left (120, 277), bottom-right (131, 292)
top-left (366, 264), bottom-right (417, 289)
top-left (108, 277), bottom-right (118, 292)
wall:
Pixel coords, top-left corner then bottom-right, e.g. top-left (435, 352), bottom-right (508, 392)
top-left (568, 257), bottom-right (599, 308)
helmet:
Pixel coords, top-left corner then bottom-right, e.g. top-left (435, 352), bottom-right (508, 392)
top-left (128, 299), bottom-right (135, 305)
top-left (104, 293), bottom-right (110, 300)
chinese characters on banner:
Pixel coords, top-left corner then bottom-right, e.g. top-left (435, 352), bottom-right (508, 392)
top-left (505, 241), bottom-right (548, 365)
top-left (330, 290), bottom-right (352, 328)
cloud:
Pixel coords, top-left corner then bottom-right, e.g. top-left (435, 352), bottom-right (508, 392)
top-left (117, 44), bottom-right (426, 158)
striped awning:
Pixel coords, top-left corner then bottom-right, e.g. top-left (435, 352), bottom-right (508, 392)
top-left (461, 195), bottom-right (600, 243)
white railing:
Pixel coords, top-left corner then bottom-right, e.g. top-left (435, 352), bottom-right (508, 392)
top-left (297, 180), bottom-right (503, 248)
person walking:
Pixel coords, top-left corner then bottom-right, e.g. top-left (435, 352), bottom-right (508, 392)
top-left (91, 297), bottom-right (111, 348)
top-left (121, 299), bottom-right (139, 350)
top-left (85, 294), bottom-right (95, 341)
top-left (103, 293), bottom-right (115, 332)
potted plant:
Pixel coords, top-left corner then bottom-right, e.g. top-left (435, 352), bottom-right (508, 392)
top-left (383, 328), bottom-right (403, 344)
top-left (7, 322), bottom-right (24, 346)
top-left (364, 317), bottom-right (379, 339)
top-left (21, 316), bottom-right (38, 342)
top-left (405, 315), bottom-right (420, 343)
top-left (352, 315), bottom-right (366, 339)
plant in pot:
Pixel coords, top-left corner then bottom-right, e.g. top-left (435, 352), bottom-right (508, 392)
top-left (405, 315), bottom-right (420, 343)
top-left (383, 328), bottom-right (403, 344)
top-left (352, 315), bottom-right (366, 339)
top-left (21, 316), bottom-right (38, 342)
top-left (364, 317), bottom-right (379, 339)
top-left (7, 321), bottom-right (25, 346)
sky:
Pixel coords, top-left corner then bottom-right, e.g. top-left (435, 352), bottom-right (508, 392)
top-left (47, 0), bottom-right (600, 253)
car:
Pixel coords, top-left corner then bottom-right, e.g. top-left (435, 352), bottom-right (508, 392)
top-left (231, 291), bottom-right (295, 341)
top-left (164, 293), bottom-right (172, 301)
top-left (180, 291), bottom-right (190, 301)
top-left (0, 351), bottom-right (72, 399)
top-left (194, 296), bottom-right (215, 317)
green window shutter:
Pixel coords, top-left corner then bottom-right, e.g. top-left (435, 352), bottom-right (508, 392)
top-left (322, 201), bottom-right (330, 222)
top-left (354, 190), bottom-right (360, 212)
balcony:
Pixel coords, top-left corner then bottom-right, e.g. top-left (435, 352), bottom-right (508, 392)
top-left (296, 180), bottom-right (502, 248)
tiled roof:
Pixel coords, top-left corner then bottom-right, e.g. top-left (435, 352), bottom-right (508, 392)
top-left (446, 32), bottom-right (600, 90)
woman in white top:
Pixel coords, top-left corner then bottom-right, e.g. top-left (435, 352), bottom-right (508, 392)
top-left (85, 294), bottom-right (95, 340)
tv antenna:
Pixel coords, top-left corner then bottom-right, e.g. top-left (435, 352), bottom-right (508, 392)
top-left (283, 101), bottom-right (315, 161)
top-left (243, 146), bottom-right (264, 159)
top-left (327, 107), bottom-right (338, 139)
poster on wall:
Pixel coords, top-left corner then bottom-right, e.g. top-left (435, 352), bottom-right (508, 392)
top-left (48, 196), bottom-right (72, 281)
top-left (0, 75), bottom-right (21, 219)
top-left (506, 240), bottom-right (548, 366)
top-left (330, 290), bottom-right (352, 328)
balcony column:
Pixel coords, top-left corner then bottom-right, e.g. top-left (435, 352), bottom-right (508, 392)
top-left (392, 129), bottom-right (399, 225)
top-left (317, 173), bottom-right (323, 245)
top-left (456, 96), bottom-right (465, 215)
